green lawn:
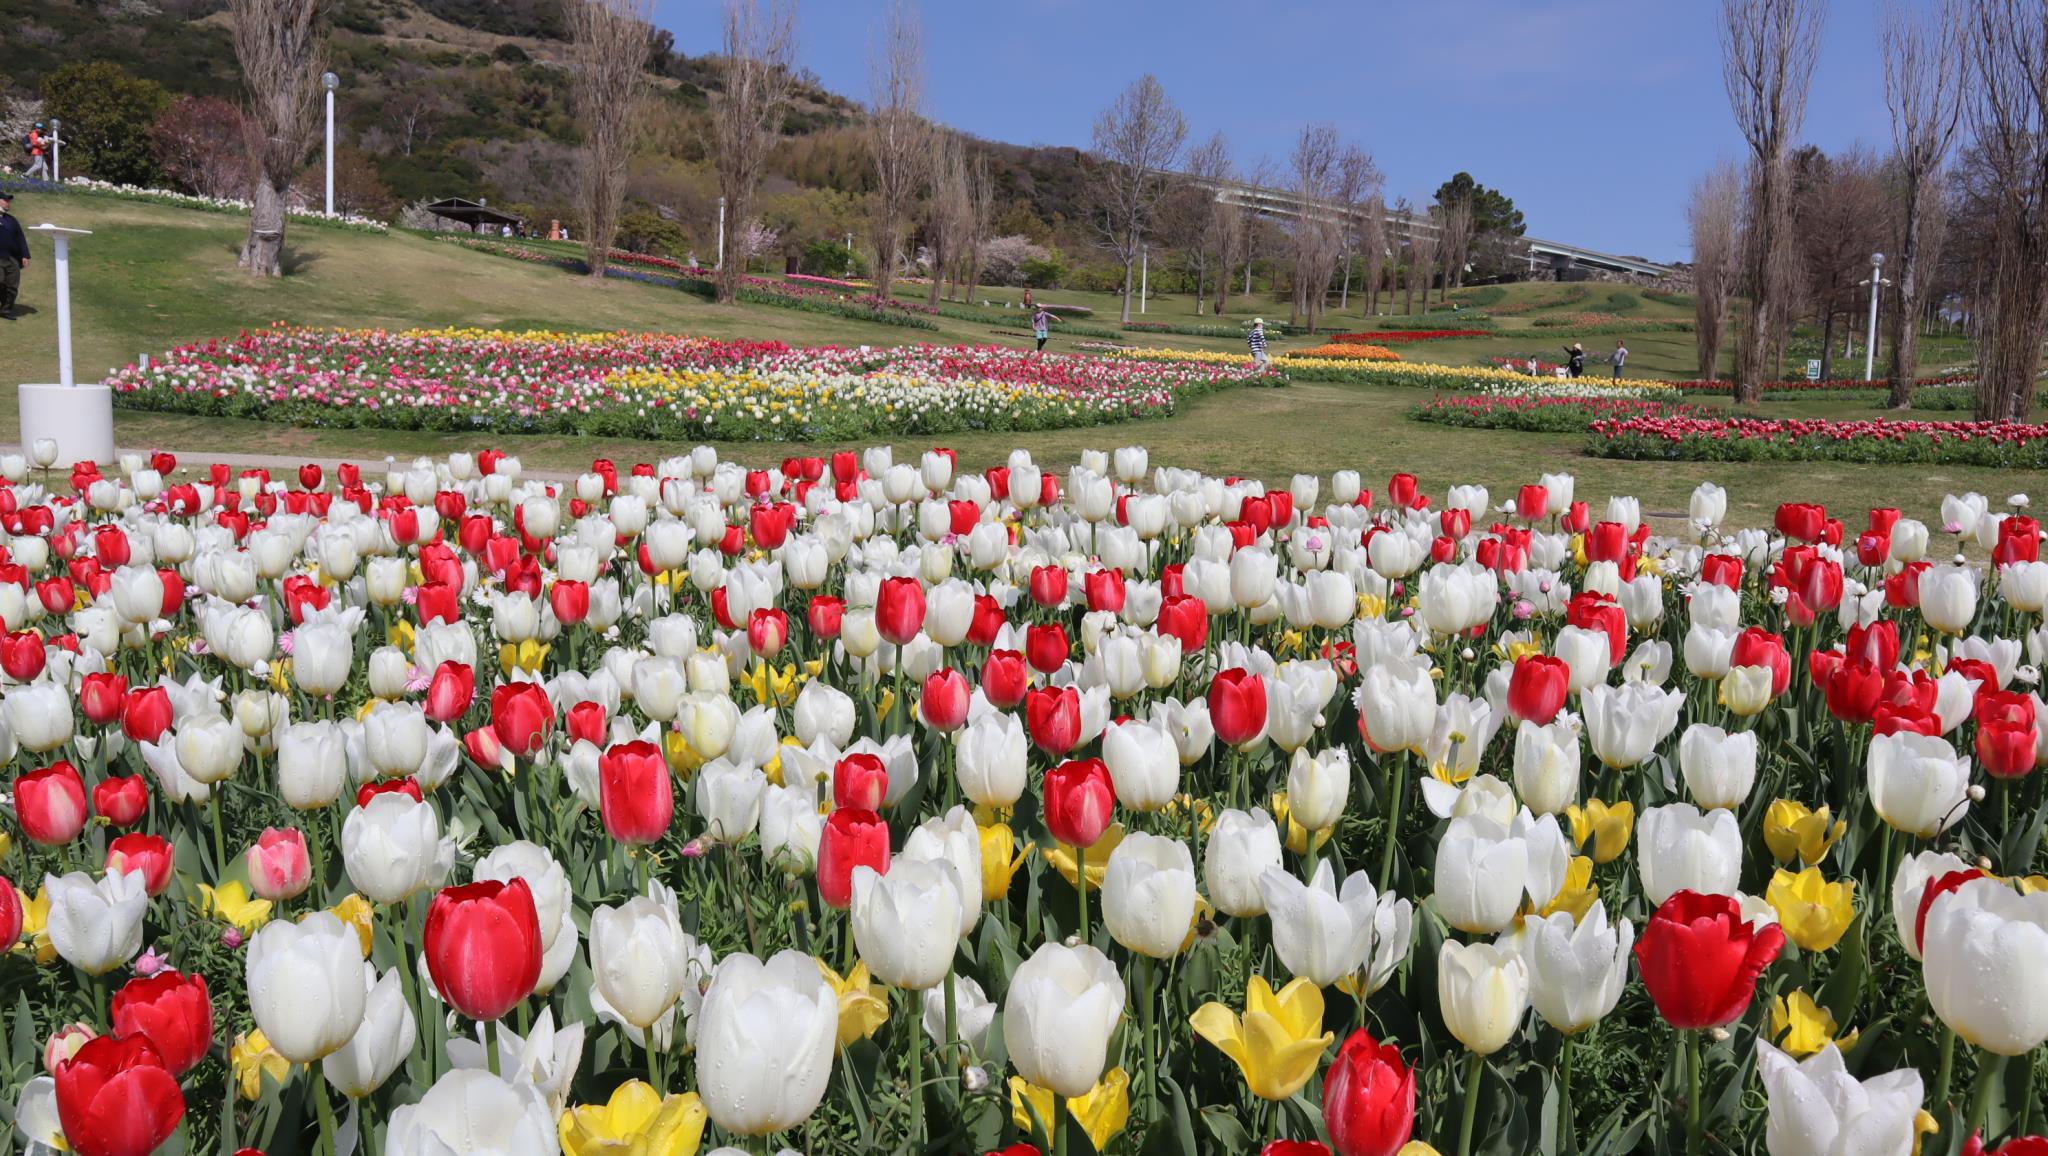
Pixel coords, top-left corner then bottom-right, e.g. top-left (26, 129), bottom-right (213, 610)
top-left (0, 190), bottom-right (2027, 520)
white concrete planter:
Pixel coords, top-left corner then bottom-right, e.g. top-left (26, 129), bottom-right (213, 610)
top-left (19, 382), bottom-right (115, 467)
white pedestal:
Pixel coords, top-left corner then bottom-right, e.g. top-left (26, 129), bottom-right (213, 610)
top-left (19, 383), bottom-right (115, 468)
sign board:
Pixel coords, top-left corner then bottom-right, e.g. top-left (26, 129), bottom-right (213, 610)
top-left (1805, 359), bottom-right (1822, 382)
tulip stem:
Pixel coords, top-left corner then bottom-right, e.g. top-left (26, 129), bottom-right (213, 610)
top-left (906, 987), bottom-right (925, 1147)
top-left (311, 1071), bottom-right (340, 1156)
top-left (1560, 1034), bottom-right (1576, 1156)
top-left (1684, 1028), bottom-right (1702, 1156)
top-left (1456, 1049), bottom-right (1484, 1156)
top-left (1052, 1093), bottom-right (1069, 1156)
top-left (483, 1019), bottom-right (499, 1077)
top-left (943, 965), bottom-right (959, 1073)
top-left (1076, 843), bottom-right (1089, 945)
top-left (1379, 754), bottom-right (1407, 887)
top-left (1934, 1023), bottom-right (1955, 1110)
top-left (1965, 1052), bottom-right (2007, 1140)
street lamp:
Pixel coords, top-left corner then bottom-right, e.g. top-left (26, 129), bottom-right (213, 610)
top-left (1860, 252), bottom-right (1891, 381)
top-left (46, 118), bottom-right (61, 184)
top-left (715, 196), bottom-right (727, 270)
top-left (1140, 243), bottom-right (1149, 314)
top-left (322, 72), bottom-right (339, 218)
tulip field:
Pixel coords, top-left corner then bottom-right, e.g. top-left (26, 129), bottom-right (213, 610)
top-left (3, 439), bottom-right (2048, 1156)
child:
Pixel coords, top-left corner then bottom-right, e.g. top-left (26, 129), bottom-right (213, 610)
top-left (1248, 318), bottom-right (1270, 366)
top-left (1032, 306), bottom-right (1054, 353)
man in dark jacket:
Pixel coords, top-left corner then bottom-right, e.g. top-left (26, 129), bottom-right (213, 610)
top-left (0, 192), bottom-right (29, 320)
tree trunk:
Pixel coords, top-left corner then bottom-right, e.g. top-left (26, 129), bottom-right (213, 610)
top-left (1243, 260), bottom-right (1252, 297)
top-left (239, 177), bottom-right (289, 278)
top-left (1215, 254), bottom-right (1231, 316)
top-left (1120, 256), bottom-right (1135, 323)
top-left (1817, 310), bottom-right (1836, 382)
top-left (874, 223), bottom-right (897, 300)
top-left (1886, 188), bottom-right (1924, 409)
top-left (715, 191), bottom-right (747, 304)
top-left (1194, 250), bottom-right (1206, 316)
top-left (1975, 232), bottom-right (2048, 421)
top-left (1339, 255), bottom-right (1351, 310)
top-left (927, 243), bottom-right (943, 308)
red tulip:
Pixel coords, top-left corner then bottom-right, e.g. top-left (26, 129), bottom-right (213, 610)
top-left (92, 775), bottom-right (148, 828)
top-left (981, 649), bottom-right (1029, 708)
top-left (1029, 564), bottom-right (1069, 609)
top-left (1963, 1134), bottom-right (2048, 1156)
top-left (423, 661), bottom-right (476, 723)
top-left (1024, 685), bottom-right (1082, 756)
top-left (417, 581), bottom-right (461, 625)
top-left (876, 576), bottom-right (927, 646)
top-left (1515, 484), bottom-right (1549, 520)
top-left (245, 828), bottom-right (311, 901)
top-left (1699, 553), bottom-right (1744, 590)
top-left (1506, 655), bottom-right (1570, 724)
top-left (105, 834), bottom-right (176, 896)
top-left (121, 687), bottom-right (174, 745)
top-left (1634, 890), bottom-right (1785, 1029)
top-left (833, 753), bottom-right (889, 812)
top-left (80, 672), bottom-right (127, 725)
top-left (1262, 1144), bottom-right (1332, 1156)
top-left (111, 971), bottom-right (213, 1077)
top-left (464, 725), bottom-right (511, 773)
top-left (1025, 623), bottom-right (1070, 674)
top-left (1387, 473), bottom-right (1418, 509)
top-left (565, 700), bottom-right (608, 746)
top-left (1978, 720), bottom-right (2039, 780)
top-left (0, 630), bottom-right (45, 681)
top-left (1322, 1030), bottom-right (1415, 1156)
top-left (599, 740), bottom-right (674, 846)
top-left (549, 579), bottom-right (590, 626)
top-left (1566, 592), bottom-right (1628, 665)
top-left (15, 760), bottom-right (88, 845)
top-left (818, 808), bottom-right (890, 909)
top-left (1043, 758), bottom-right (1115, 849)
top-left (1822, 660), bottom-right (1884, 723)
top-left (1729, 627), bottom-right (1791, 697)
top-left (1774, 502), bottom-right (1826, 543)
top-left (1084, 569), bottom-right (1126, 614)
top-left (808, 595), bottom-right (845, 639)
top-left (357, 778), bottom-right (424, 807)
top-left (1156, 593), bottom-right (1209, 653)
top-left (490, 682), bottom-right (553, 759)
top-left (749, 501), bottom-right (796, 549)
top-left (0, 876), bottom-right (20, 952)
top-left (1208, 668), bottom-right (1268, 747)
top-left (967, 594), bottom-right (1007, 647)
top-left (921, 668), bottom-right (971, 732)
top-left (423, 880), bottom-right (544, 1022)
top-left (1996, 517), bottom-right (2042, 566)
top-left (747, 607), bottom-right (789, 658)
top-left (54, 1034), bottom-right (186, 1156)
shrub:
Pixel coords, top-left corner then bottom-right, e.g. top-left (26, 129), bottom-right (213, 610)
top-left (616, 209), bottom-right (691, 259)
top-left (147, 94), bottom-right (248, 199)
top-left (1019, 254), bottom-right (1067, 289)
top-left (42, 60), bottom-right (170, 186)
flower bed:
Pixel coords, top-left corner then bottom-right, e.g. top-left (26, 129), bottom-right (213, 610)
top-left (1590, 413), bottom-right (2048, 466)
top-left (1670, 374), bottom-right (1973, 396)
top-left (1335, 329), bottom-right (1492, 344)
top-left (1412, 388), bottom-right (1703, 432)
top-left (1286, 343), bottom-right (1401, 361)
top-left (0, 440), bottom-right (2040, 1156)
top-left (1119, 351), bottom-right (1681, 394)
top-left (784, 272), bottom-right (872, 291)
top-left (104, 328), bottom-right (1277, 439)
top-left (0, 175), bottom-right (390, 231)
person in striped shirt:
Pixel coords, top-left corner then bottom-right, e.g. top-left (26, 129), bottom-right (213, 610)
top-left (1248, 318), bottom-right (1269, 365)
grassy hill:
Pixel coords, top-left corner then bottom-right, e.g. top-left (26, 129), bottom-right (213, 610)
top-left (0, 189), bottom-right (2013, 519)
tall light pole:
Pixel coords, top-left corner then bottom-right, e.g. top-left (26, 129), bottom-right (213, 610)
top-left (322, 72), bottom-right (339, 218)
top-left (1139, 244), bottom-right (1149, 314)
top-left (715, 196), bottom-right (727, 270)
top-left (1860, 251), bottom-right (1889, 381)
top-left (46, 118), bottom-right (61, 184)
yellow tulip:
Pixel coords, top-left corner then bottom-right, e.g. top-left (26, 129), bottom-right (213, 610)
top-left (2020, 875), bottom-right (2048, 895)
top-left (1400, 1145), bottom-right (1445, 1156)
top-left (559, 1080), bottom-right (709, 1156)
top-left (1771, 990), bottom-right (1858, 1058)
top-left (978, 822), bottom-right (1034, 902)
top-left (1269, 792), bottom-right (1333, 855)
top-left (1763, 800), bottom-right (1845, 865)
top-left (499, 640), bottom-right (550, 675)
top-left (1009, 1069), bottom-right (1129, 1151)
top-left (1912, 1110), bottom-right (1940, 1156)
top-left (1046, 823), bottom-right (1126, 892)
top-left (1162, 794), bottom-right (1216, 835)
top-left (200, 881), bottom-right (273, 935)
top-left (1189, 976), bottom-right (1335, 1101)
top-left (14, 883), bottom-right (55, 964)
top-left (387, 618), bottom-right (417, 656)
top-left (231, 1030), bottom-right (291, 1101)
top-left (1765, 867), bottom-right (1856, 952)
top-left (1536, 856), bottom-right (1598, 922)
top-left (815, 960), bottom-right (891, 1048)
top-left (324, 893), bottom-right (376, 957)
top-left (663, 731), bottom-right (704, 779)
top-left (1566, 799), bottom-right (1633, 865)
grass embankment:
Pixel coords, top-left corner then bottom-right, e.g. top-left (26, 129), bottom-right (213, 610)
top-left (0, 192), bottom-right (2021, 519)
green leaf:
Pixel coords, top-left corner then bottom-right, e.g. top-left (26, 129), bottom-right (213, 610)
top-left (1198, 1105), bottom-right (1252, 1150)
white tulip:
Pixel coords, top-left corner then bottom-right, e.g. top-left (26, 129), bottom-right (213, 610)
top-left (246, 913), bottom-right (369, 1062)
top-left (324, 965), bottom-right (418, 1098)
top-left (1522, 900), bottom-right (1633, 1034)
top-left (1205, 808), bottom-right (1284, 918)
top-left (386, 1069), bottom-right (560, 1155)
top-left (1102, 832), bottom-right (1199, 959)
top-left (1755, 1042), bottom-right (1922, 1156)
top-left (1868, 731), bottom-right (1973, 837)
top-left (1637, 803), bottom-right (1742, 905)
top-left (1438, 940), bottom-right (1530, 1055)
top-left (1003, 942), bottom-right (1125, 1099)
top-left (696, 950), bottom-right (839, 1135)
top-left (44, 869), bottom-right (148, 975)
top-left (1679, 724), bottom-right (1759, 810)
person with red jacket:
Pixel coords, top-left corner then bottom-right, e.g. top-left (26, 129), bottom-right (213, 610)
top-left (23, 124), bottom-right (49, 181)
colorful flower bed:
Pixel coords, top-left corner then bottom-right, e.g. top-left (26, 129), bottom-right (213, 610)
top-left (2, 441), bottom-right (2045, 1156)
top-left (784, 273), bottom-right (872, 292)
top-left (0, 175), bottom-right (390, 231)
top-left (1285, 343), bottom-right (1401, 362)
top-left (1669, 375), bottom-right (1974, 396)
top-left (1412, 389), bottom-right (1704, 432)
top-left (1335, 330), bottom-right (1491, 344)
top-left (1117, 350), bottom-right (1680, 394)
top-left (1590, 413), bottom-right (2048, 466)
top-left (103, 328), bottom-right (1277, 439)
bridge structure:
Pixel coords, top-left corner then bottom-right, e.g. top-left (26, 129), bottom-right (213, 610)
top-left (1191, 176), bottom-right (1674, 280)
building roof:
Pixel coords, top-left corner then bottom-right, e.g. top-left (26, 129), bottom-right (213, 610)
top-left (423, 197), bottom-right (524, 228)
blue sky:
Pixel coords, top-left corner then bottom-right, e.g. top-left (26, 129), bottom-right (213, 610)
top-left (650, 0), bottom-right (1919, 261)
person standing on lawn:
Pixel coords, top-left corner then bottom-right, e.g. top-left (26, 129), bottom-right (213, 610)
top-left (22, 125), bottom-right (49, 181)
top-left (1249, 318), bottom-right (1270, 366)
top-left (1032, 306), bottom-right (1055, 353)
top-left (1564, 342), bottom-right (1586, 378)
top-left (0, 192), bottom-right (29, 320)
top-left (1610, 341), bottom-right (1628, 380)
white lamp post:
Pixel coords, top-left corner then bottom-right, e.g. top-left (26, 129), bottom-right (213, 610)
top-left (46, 118), bottom-right (61, 184)
top-left (1860, 252), bottom-right (1890, 381)
top-left (1139, 244), bottom-right (1149, 314)
top-left (715, 196), bottom-right (727, 270)
top-left (322, 72), bottom-right (339, 218)
top-left (18, 224), bottom-right (113, 468)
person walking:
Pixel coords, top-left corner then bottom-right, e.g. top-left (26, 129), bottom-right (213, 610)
top-left (1031, 305), bottom-right (1055, 354)
top-left (22, 124), bottom-right (49, 182)
top-left (0, 192), bottom-right (29, 320)
top-left (1610, 341), bottom-right (1629, 381)
top-left (1564, 342), bottom-right (1586, 378)
top-left (1249, 318), bottom-right (1270, 366)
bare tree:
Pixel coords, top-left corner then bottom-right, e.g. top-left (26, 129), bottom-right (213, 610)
top-left (865, 0), bottom-right (925, 299)
top-left (1880, 0), bottom-right (1965, 406)
top-left (228, 0), bottom-right (330, 277)
top-left (1358, 195), bottom-right (1386, 319)
top-left (567, 0), bottom-right (650, 281)
top-left (1333, 146), bottom-right (1381, 312)
top-left (713, 0), bottom-right (797, 303)
top-left (923, 132), bottom-right (970, 305)
top-left (1689, 161), bottom-right (1743, 380)
top-left (961, 152), bottom-right (995, 301)
top-left (1792, 147), bottom-right (1892, 379)
top-left (1288, 123), bottom-right (1341, 331)
top-left (1436, 197), bottom-right (1472, 300)
top-left (1964, 0), bottom-right (2048, 421)
top-left (1091, 75), bottom-right (1188, 323)
top-left (1168, 133), bottom-right (1232, 316)
top-left (1721, 0), bottom-right (1826, 402)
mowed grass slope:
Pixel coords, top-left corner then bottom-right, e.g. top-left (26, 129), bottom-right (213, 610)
top-left (0, 192), bottom-right (2029, 519)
